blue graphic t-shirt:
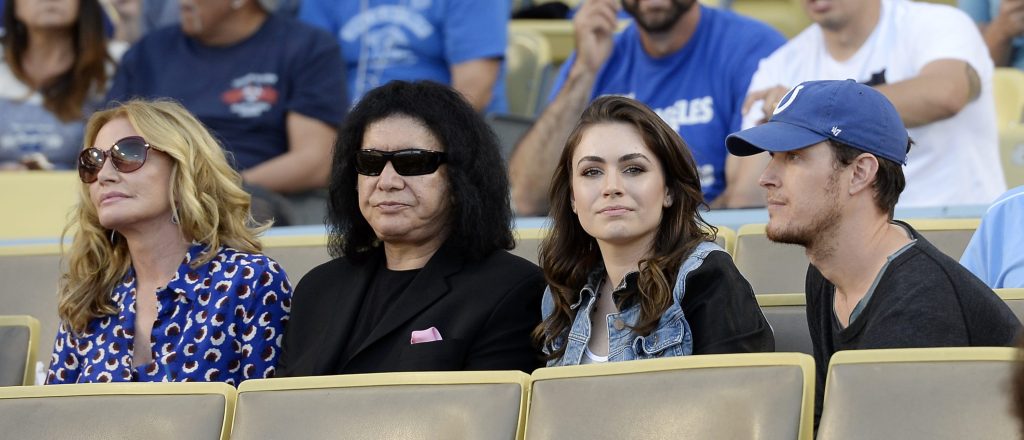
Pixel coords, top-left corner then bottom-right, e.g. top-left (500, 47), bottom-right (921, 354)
top-left (106, 15), bottom-right (346, 170)
top-left (299, 0), bottom-right (508, 113)
top-left (548, 6), bottom-right (785, 202)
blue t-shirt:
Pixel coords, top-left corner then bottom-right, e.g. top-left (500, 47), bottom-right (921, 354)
top-left (960, 0), bottom-right (1024, 69)
top-left (548, 6), bottom-right (785, 202)
top-left (298, 0), bottom-right (508, 113)
top-left (960, 185), bottom-right (1024, 288)
top-left (106, 15), bottom-right (347, 170)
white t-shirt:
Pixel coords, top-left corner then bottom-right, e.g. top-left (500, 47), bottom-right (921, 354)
top-left (744, 0), bottom-right (1005, 207)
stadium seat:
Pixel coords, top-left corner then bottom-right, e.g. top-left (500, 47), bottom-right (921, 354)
top-left (729, 0), bottom-right (811, 38)
top-left (509, 20), bottom-right (576, 64)
top-left (999, 124), bottom-right (1024, 188)
top-left (756, 293), bottom-right (813, 355)
top-left (233, 371), bottom-right (529, 440)
top-left (817, 347), bottom-right (1019, 440)
top-left (511, 227), bottom-right (547, 266)
top-left (0, 315), bottom-right (39, 386)
top-left (261, 234), bottom-right (330, 284)
top-left (0, 244), bottom-right (62, 379)
top-left (526, 353), bottom-right (815, 439)
top-left (996, 288), bottom-right (1024, 322)
top-left (733, 223), bottom-right (808, 294)
top-left (993, 67), bottom-right (1024, 129)
top-left (904, 218), bottom-right (980, 260)
top-left (487, 113), bottom-right (536, 160)
top-left (507, 27), bottom-right (555, 118)
top-left (0, 171), bottom-right (79, 240)
top-left (0, 382), bottom-right (235, 439)
top-left (715, 225), bottom-right (736, 255)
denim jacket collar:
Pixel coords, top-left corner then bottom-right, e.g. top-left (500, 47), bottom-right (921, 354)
top-left (569, 265), bottom-right (639, 310)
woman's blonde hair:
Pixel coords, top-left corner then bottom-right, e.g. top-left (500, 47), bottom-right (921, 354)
top-left (58, 99), bottom-right (269, 333)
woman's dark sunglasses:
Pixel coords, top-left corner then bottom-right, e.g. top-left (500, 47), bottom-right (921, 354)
top-left (78, 136), bottom-right (154, 183)
top-left (355, 149), bottom-right (447, 176)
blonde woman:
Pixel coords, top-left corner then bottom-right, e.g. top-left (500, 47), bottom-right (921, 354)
top-left (46, 99), bottom-right (292, 386)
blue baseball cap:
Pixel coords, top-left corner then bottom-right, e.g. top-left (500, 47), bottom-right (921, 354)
top-left (726, 79), bottom-right (909, 165)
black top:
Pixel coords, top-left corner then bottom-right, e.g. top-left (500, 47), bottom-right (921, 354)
top-left (277, 244), bottom-right (545, 376)
top-left (683, 250), bottom-right (776, 354)
top-left (340, 267), bottom-right (421, 367)
top-left (593, 249), bottom-right (773, 354)
top-left (806, 220), bottom-right (1022, 425)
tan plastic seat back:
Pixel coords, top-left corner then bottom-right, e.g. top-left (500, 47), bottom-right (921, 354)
top-left (0, 382), bottom-right (234, 439)
top-left (818, 348), bottom-right (1019, 440)
top-left (905, 219), bottom-right (980, 261)
top-left (0, 247), bottom-right (62, 377)
top-left (734, 224), bottom-right (808, 294)
top-left (234, 371), bottom-right (528, 440)
top-left (757, 294), bottom-right (813, 355)
top-left (526, 354), bottom-right (814, 440)
top-left (0, 316), bottom-right (39, 386)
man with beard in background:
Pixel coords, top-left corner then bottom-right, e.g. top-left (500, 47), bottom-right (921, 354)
top-left (508, 0), bottom-right (785, 215)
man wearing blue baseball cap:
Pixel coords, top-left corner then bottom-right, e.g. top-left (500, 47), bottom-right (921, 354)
top-left (727, 79), bottom-right (1021, 428)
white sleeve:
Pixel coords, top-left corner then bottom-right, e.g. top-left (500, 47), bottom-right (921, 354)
top-left (741, 54), bottom-right (781, 130)
top-left (906, 4), bottom-right (993, 78)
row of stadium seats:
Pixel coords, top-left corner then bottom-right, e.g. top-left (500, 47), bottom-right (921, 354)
top-left (0, 217), bottom-right (990, 368)
top-left (3, 288), bottom-right (1020, 387)
top-left (0, 347), bottom-right (1017, 439)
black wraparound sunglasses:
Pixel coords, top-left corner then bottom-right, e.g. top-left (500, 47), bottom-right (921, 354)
top-left (355, 149), bottom-right (447, 176)
top-left (78, 136), bottom-right (154, 183)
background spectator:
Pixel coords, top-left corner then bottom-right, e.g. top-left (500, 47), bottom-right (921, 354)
top-left (1, 0), bottom-right (125, 171)
top-left (298, 0), bottom-right (508, 113)
top-left (743, 0), bottom-right (1005, 207)
top-left (960, 0), bottom-right (1024, 69)
top-left (509, 0), bottom-right (785, 216)
top-left (107, 0), bottom-right (346, 225)
top-left (961, 185), bottom-right (1024, 288)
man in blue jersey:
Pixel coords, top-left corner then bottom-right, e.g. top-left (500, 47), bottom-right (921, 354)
top-left (508, 0), bottom-right (785, 215)
top-left (298, 0), bottom-right (507, 113)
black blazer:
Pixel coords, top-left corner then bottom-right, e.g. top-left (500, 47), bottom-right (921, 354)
top-left (277, 245), bottom-right (545, 376)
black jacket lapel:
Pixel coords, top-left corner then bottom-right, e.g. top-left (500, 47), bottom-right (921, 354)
top-left (342, 244), bottom-right (464, 366)
top-left (311, 251), bottom-right (382, 373)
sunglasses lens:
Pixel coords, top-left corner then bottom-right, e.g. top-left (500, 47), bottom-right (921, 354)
top-left (110, 138), bottom-right (148, 173)
top-left (355, 149), bottom-right (446, 176)
top-left (77, 148), bottom-right (105, 183)
top-left (355, 150), bottom-right (387, 176)
top-left (391, 151), bottom-right (442, 176)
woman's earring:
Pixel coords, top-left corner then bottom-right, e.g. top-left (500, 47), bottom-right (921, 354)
top-left (171, 212), bottom-right (180, 225)
top-left (109, 230), bottom-right (117, 244)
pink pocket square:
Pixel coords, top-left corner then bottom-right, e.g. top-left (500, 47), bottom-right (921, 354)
top-left (410, 327), bottom-right (443, 344)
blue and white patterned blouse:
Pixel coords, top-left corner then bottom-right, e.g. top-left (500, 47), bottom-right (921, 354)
top-left (46, 243), bottom-right (292, 386)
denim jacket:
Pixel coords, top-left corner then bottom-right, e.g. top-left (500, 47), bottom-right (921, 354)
top-left (541, 241), bottom-right (723, 366)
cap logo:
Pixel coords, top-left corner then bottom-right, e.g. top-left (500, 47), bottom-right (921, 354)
top-left (773, 84), bottom-right (804, 116)
top-left (831, 126), bottom-right (842, 137)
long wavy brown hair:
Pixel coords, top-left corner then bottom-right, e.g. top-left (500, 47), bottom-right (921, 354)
top-left (533, 95), bottom-right (716, 361)
top-left (58, 100), bottom-right (268, 334)
top-left (2, 0), bottom-right (111, 121)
